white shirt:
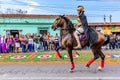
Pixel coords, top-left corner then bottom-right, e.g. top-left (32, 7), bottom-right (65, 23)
top-left (28, 38), bottom-right (33, 44)
top-left (76, 27), bottom-right (84, 34)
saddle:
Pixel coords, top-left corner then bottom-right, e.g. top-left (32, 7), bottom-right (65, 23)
top-left (79, 33), bottom-right (87, 41)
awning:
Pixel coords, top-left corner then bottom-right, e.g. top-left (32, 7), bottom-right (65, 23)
top-left (102, 30), bottom-right (112, 34)
top-left (111, 30), bottom-right (120, 32)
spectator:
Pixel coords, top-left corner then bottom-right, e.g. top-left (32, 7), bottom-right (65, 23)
top-left (39, 34), bottom-right (44, 51)
top-left (28, 36), bottom-right (33, 52)
top-left (54, 33), bottom-right (59, 50)
top-left (14, 34), bottom-right (20, 53)
top-left (117, 34), bottom-right (120, 48)
top-left (33, 35), bottom-right (39, 52)
top-left (47, 32), bottom-right (51, 50)
top-left (7, 35), bottom-right (14, 53)
top-left (43, 33), bottom-right (48, 51)
top-left (49, 35), bottom-right (55, 51)
top-left (20, 35), bottom-right (26, 52)
top-left (1, 36), bottom-right (7, 53)
top-left (0, 35), bottom-right (2, 53)
top-left (109, 34), bottom-right (115, 50)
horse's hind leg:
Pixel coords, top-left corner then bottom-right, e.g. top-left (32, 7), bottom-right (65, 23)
top-left (97, 49), bottom-right (105, 71)
top-left (86, 48), bottom-right (99, 68)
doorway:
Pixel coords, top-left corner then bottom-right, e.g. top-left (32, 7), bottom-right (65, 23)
top-left (10, 30), bottom-right (19, 37)
top-left (39, 30), bottom-right (47, 35)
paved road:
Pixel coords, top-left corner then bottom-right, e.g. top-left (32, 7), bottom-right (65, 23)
top-left (0, 64), bottom-right (120, 80)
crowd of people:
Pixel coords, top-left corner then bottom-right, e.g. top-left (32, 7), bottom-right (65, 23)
top-left (107, 33), bottom-right (120, 50)
top-left (0, 32), bottom-right (120, 53)
top-left (0, 32), bottom-right (60, 53)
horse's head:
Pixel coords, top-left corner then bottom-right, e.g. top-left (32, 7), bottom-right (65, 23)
top-left (51, 15), bottom-right (65, 31)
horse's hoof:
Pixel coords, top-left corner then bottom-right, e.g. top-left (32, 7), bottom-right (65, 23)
top-left (86, 66), bottom-right (90, 70)
top-left (86, 64), bottom-right (90, 69)
top-left (69, 69), bottom-right (74, 73)
top-left (97, 66), bottom-right (102, 71)
top-left (61, 57), bottom-right (64, 60)
top-left (60, 56), bottom-right (64, 60)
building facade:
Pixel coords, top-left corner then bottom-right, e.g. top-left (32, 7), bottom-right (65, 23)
top-left (0, 14), bottom-right (77, 36)
top-left (0, 14), bottom-right (120, 36)
top-left (89, 22), bottom-right (120, 34)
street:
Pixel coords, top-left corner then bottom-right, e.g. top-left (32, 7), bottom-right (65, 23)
top-left (0, 64), bottom-right (120, 80)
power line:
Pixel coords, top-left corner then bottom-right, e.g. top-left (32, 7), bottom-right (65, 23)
top-left (1, 1), bottom-right (120, 16)
top-left (1, 2), bottom-right (120, 12)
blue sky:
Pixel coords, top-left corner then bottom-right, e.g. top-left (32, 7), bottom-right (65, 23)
top-left (1, 0), bottom-right (120, 22)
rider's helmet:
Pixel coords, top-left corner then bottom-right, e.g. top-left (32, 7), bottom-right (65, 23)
top-left (77, 5), bottom-right (84, 12)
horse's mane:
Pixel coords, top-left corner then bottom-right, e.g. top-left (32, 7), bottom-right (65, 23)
top-left (62, 16), bottom-right (75, 29)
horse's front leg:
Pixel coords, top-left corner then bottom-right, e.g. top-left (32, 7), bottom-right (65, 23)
top-left (55, 46), bottom-right (64, 59)
top-left (67, 48), bottom-right (75, 73)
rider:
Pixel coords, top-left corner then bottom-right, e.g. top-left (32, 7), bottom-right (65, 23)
top-left (74, 6), bottom-right (84, 49)
top-left (74, 5), bottom-right (98, 49)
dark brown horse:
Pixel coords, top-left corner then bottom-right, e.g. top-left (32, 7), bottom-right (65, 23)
top-left (51, 15), bottom-right (109, 72)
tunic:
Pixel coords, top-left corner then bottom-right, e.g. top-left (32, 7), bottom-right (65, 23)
top-left (79, 12), bottom-right (98, 46)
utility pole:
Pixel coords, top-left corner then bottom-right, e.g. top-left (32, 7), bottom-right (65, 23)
top-left (104, 15), bottom-right (106, 24)
top-left (110, 14), bottom-right (112, 24)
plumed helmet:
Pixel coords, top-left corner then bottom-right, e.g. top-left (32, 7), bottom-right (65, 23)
top-left (77, 5), bottom-right (84, 11)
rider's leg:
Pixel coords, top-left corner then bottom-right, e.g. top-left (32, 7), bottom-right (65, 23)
top-left (73, 32), bottom-right (81, 49)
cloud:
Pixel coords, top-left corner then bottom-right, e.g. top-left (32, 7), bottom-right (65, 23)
top-left (14, 0), bottom-right (40, 6)
top-left (0, 0), bottom-right (40, 14)
top-left (28, 1), bottom-right (40, 6)
top-left (25, 7), bottom-right (34, 13)
top-left (15, 0), bottom-right (40, 13)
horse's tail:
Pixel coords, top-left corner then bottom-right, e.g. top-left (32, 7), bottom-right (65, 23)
top-left (103, 34), bottom-right (110, 46)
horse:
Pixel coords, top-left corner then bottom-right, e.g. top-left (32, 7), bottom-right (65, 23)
top-left (51, 15), bottom-right (110, 72)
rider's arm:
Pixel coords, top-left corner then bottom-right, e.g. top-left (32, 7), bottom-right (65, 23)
top-left (76, 23), bottom-right (81, 27)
